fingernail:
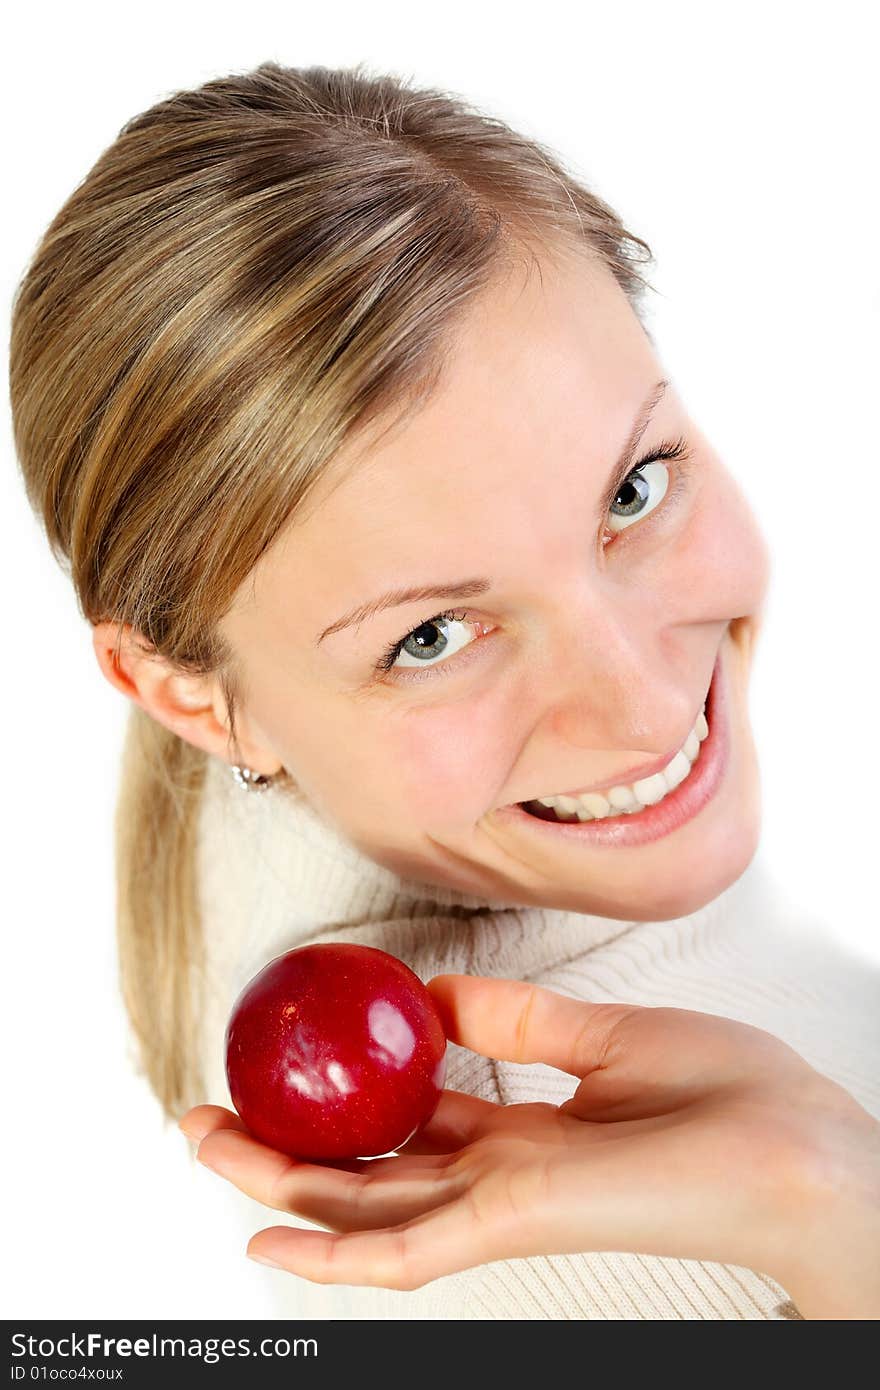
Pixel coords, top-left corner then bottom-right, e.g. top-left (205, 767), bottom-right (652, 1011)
top-left (248, 1252), bottom-right (283, 1269)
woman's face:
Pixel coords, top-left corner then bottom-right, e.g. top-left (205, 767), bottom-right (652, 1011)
top-left (221, 246), bottom-right (770, 920)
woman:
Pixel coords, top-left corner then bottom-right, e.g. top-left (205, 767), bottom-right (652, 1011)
top-left (10, 60), bottom-right (879, 1320)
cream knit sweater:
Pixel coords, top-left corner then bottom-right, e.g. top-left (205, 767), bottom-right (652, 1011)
top-left (194, 753), bottom-right (880, 1320)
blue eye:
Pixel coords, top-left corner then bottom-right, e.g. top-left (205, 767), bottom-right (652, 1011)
top-left (376, 609), bottom-right (476, 675)
top-left (607, 460), bottom-right (670, 532)
top-left (607, 437), bottom-right (690, 534)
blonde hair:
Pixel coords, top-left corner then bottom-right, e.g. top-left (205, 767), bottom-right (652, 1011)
top-left (9, 61), bottom-right (654, 1123)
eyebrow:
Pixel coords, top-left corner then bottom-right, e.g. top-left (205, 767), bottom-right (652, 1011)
top-left (315, 378), bottom-right (669, 644)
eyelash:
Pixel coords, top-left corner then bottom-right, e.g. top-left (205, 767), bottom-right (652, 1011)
top-left (374, 436), bottom-right (695, 679)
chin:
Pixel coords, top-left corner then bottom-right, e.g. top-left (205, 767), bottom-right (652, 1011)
top-left (626, 800), bottom-right (763, 922)
top-left (634, 833), bottom-right (760, 920)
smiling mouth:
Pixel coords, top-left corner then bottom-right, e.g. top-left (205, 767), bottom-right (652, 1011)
top-left (514, 684), bottom-right (714, 825)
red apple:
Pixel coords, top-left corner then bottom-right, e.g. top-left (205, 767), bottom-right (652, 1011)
top-left (224, 942), bottom-right (448, 1160)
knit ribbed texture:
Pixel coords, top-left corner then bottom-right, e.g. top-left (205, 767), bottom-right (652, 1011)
top-left (194, 755), bottom-right (880, 1320)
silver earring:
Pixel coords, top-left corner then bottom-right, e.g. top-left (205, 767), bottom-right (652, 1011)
top-left (230, 764), bottom-right (275, 792)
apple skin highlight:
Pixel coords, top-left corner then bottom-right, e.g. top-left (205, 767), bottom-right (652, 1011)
top-left (225, 942), bottom-right (448, 1160)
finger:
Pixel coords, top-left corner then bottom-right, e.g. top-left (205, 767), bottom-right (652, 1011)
top-left (246, 1195), bottom-right (505, 1291)
top-left (558, 1007), bottom-right (802, 1119)
top-left (179, 1104), bottom-right (248, 1142)
top-left (397, 1088), bottom-right (501, 1154)
top-left (428, 974), bottom-right (636, 1079)
top-left (247, 1122), bottom-right (759, 1290)
top-left (196, 1128), bottom-right (459, 1232)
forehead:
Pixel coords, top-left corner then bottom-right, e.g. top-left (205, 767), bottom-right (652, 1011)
top-left (231, 249), bottom-right (657, 643)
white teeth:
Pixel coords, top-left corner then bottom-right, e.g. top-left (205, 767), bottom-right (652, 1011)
top-left (662, 749), bottom-right (692, 791)
top-left (683, 731), bottom-right (700, 762)
top-left (526, 700), bottom-right (709, 823)
top-left (607, 784), bottom-right (637, 810)
top-left (631, 772), bottom-right (668, 806)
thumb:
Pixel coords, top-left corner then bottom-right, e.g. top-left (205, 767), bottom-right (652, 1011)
top-left (427, 974), bottom-right (638, 1079)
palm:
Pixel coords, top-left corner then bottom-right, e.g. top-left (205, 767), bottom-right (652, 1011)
top-left (180, 975), bottom-right (871, 1291)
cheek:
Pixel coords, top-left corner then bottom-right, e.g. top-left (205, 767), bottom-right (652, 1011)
top-left (392, 689), bottom-right (519, 827)
top-left (675, 470), bottom-right (771, 616)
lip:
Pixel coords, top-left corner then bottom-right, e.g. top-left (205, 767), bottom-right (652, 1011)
top-left (492, 647), bottom-right (729, 849)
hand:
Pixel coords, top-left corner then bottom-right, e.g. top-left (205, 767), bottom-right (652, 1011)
top-left (180, 975), bottom-right (880, 1316)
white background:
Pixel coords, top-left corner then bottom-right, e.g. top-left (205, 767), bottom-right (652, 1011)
top-left (2, 0), bottom-right (877, 1319)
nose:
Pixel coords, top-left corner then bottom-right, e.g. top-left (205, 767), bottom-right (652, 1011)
top-left (548, 671), bottom-right (693, 754)
top-left (534, 619), bottom-right (699, 769)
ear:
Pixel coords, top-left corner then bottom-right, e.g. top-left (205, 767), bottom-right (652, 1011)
top-left (90, 620), bottom-right (283, 776)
